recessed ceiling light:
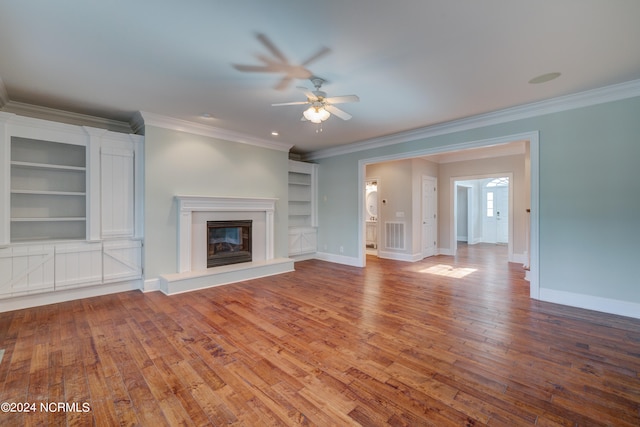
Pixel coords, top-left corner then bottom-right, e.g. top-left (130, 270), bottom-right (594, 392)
top-left (271, 131), bottom-right (279, 136)
top-left (528, 72), bottom-right (561, 84)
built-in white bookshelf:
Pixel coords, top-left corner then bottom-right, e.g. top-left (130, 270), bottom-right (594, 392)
top-left (288, 161), bottom-right (317, 227)
top-left (288, 160), bottom-right (318, 256)
top-left (0, 112), bottom-right (144, 309)
top-left (288, 171), bottom-right (313, 226)
top-left (10, 137), bottom-right (86, 242)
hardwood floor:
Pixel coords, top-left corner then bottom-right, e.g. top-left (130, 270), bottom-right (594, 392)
top-left (1, 243), bottom-right (639, 426)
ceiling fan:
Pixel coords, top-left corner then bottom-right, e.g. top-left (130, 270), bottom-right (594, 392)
top-left (232, 33), bottom-right (330, 91)
top-left (272, 77), bottom-right (359, 123)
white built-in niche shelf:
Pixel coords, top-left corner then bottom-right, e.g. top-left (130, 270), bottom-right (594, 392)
top-left (288, 160), bottom-right (316, 228)
top-left (288, 160), bottom-right (318, 256)
top-left (10, 137), bottom-right (87, 242)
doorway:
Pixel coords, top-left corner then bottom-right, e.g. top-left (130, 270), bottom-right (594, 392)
top-left (456, 184), bottom-right (472, 243)
top-left (483, 177), bottom-right (509, 244)
top-left (452, 174), bottom-right (513, 258)
top-left (358, 131), bottom-right (539, 299)
top-left (365, 179), bottom-right (379, 255)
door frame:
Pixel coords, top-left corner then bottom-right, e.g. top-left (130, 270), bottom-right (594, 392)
top-left (455, 183), bottom-right (473, 244)
top-left (357, 131), bottom-right (539, 299)
top-left (451, 173), bottom-right (514, 257)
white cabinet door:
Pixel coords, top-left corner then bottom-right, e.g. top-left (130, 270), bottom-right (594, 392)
top-left (55, 242), bottom-right (102, 290)
top-left (288, 230), bottom-right (301, 255)
top-left (103, 240), bottom-right (142, 283)
top-left (299, 229), bottom-right (317, 254)
top-left (101, 146), bottom-right (135, 238)
top-left (288, 227), bottom-right (317, 255)
top-left (0, 245), bottom-right (55, 298)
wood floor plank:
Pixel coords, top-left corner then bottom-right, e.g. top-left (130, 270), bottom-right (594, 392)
top-left (1, 243), bottom-right (639, 425)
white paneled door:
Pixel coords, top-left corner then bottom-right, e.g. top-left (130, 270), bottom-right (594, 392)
top-left (422, 176), bottom-right (437, 258)
top-left (483, 178), bottom-right (509, 244)
top-left (101, 146), bottom-right (135, 238)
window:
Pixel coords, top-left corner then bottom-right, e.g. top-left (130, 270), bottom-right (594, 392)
top-left (485, 177), bottom-right (507, 217)
top-left (487, 191), bottom-right (494, 217)
top-left (486, 177), bottom-right (509, 187)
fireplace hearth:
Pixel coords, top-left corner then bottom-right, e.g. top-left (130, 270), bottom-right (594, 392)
top-left (207, 220), bottom-right (252, 268)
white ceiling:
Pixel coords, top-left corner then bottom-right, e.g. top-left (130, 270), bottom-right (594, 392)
top-left (1, 0), bottom-right (639, 155)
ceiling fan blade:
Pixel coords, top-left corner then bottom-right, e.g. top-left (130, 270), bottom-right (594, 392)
top-left (272, 101), bottom-right (309, 107)
top-left (301, 46), bottom-right (331, 66)
top-left (325, 105), bottom-right (352, 120)
top-left (255, 33), bottom-right (289, 64)
top-left (296, 86), bottom-right (317, 101)
top-left (256, 54), bottom-right (285, 69)
top-left (324, 95), bottom-right (360, 104)
top-left (232, 64), bottom-right (275, 72)
top-left (274, 76), bottom-right (293, 91)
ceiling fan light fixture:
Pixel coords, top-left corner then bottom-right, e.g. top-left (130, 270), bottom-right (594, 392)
top-left (303, 106), bottom-right (330, 123)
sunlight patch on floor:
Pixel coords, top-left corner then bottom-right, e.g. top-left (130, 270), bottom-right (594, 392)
top-left (419, 264), bottom-right (477, 278)
top-left (0, 349), bottom-right (4, 365)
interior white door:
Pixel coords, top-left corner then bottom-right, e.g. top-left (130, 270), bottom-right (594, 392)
top-left (422, 176), bottom-right (437, 258)
top-left (495, 186), bottom-right (509, 243)
top-left (483, 187), bottom-right (497, 243)
top-left (483, 179), bottom-right (509, 244)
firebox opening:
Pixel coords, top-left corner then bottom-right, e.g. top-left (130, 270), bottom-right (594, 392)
top-left (207, 220), bottom-right (252, 268)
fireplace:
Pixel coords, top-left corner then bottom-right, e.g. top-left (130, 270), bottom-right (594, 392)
top-left (162, 196), bottom-right (292, 295)
top-left (207, 220), bottom-right (252, 268)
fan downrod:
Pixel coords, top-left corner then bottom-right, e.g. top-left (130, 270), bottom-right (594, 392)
top-left (310, 76), bottom-right (326, 90)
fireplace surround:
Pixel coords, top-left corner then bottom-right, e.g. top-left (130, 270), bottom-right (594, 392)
top-left (175, 196), bottom-right (277, 272)
top-left (160, 196), bottom-right (293, 295)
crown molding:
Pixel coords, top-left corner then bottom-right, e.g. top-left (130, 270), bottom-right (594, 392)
top-left (134, 111), bottom-right (294, 152)
top-left (1, 101), bottom-right (134, 134)
top-left (304, 79), bottom-right (640, 161)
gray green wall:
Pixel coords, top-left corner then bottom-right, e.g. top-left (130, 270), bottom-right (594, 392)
top-left (143, 125), bottom-right (289, 279)
top-left (316, 96), bottom-right (640, 304)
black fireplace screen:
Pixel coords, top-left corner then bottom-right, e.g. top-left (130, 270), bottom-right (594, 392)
top-left (207, 220), bottom-right (252, 268)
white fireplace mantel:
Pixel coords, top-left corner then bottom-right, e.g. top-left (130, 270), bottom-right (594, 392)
top-left (176, 195), bottom-right (277, 273)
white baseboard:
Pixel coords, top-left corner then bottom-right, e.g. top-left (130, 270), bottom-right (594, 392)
top-left (289, 252), bottom-right (316, 262)
top-left (314, 252), bottom-right (363, 267)
top-left (539, 288), bottom-right (640, 320)
top-left (0, 279), bottom-right (142, 312)
top-left (509, 252), bottom-right (528, 264)
top-left (143, 278), bottom-right (161, 292)
top-left (377, 250), bottom-right (422, 262)
top-left (438, 247), bottom-right (455, 256)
